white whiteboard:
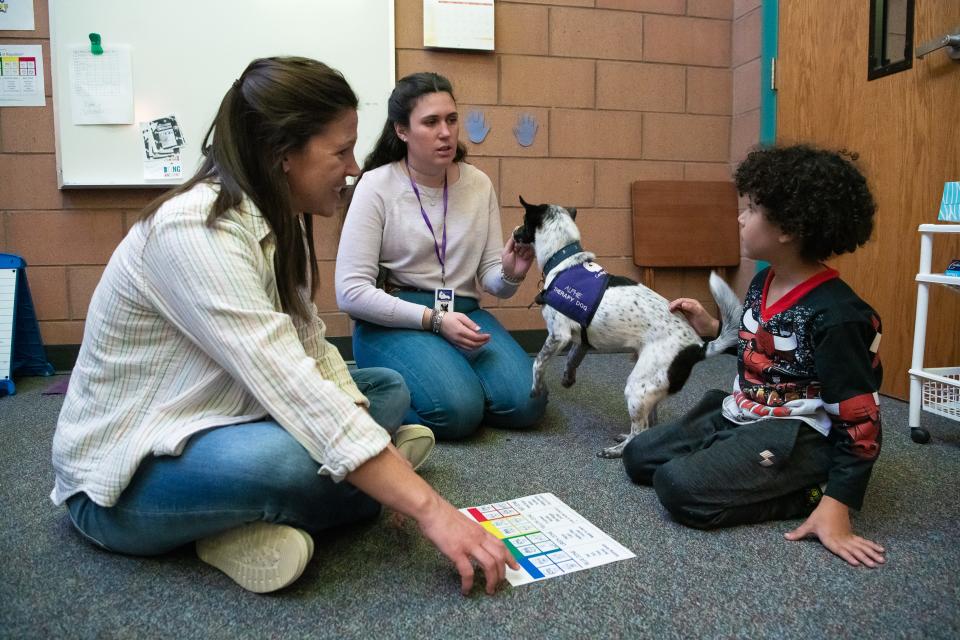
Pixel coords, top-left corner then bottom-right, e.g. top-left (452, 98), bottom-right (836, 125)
top-left (49, 0), bottom-right (395, 188)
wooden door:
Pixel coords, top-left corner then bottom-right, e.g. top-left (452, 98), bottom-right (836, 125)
top-left (777, 0), bottom-right (960, 399)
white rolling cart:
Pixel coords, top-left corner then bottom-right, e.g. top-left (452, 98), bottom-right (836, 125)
top-left (908, 224), bottom-right (960, 443)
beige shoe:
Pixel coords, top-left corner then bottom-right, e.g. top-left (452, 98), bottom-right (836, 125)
top-left (196, 522), bottom-right (312, 594)
top-left (393, 424), bottom-right (435, 471)
top-left (297, 529), bottom-right (314, 559)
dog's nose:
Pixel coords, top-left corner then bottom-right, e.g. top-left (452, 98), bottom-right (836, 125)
top-left (512, 225), bottom-right (531, 244)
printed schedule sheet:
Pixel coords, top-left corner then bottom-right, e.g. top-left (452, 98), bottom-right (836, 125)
top-left (461, 493), bottom-right (635, 585)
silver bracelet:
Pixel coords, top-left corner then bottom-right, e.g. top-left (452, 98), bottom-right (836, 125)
top-left (431, 309), bottom-right (446, 334)
top-left (501, 266), bottom-right (524, 285)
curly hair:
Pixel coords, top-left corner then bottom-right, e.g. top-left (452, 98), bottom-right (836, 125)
top-left (734, 145), bottom-right (876, 262)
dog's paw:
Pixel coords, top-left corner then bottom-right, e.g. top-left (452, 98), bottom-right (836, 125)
top-left (597, 441), bottom-right (628, 458)
top-left (530, 383), bottom-right (549, 398)
top-left (597, 447), bottom-right (624, 459)
top-left (560, 374), bottom-right (576, 388)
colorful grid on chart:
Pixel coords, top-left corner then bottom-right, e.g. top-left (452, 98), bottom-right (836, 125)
top-left (461, 493), bottom-right (635, 586)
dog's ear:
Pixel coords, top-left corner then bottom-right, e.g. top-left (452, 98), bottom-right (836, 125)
top-left (520, 195), bottom-right (548, 213)
top-left (567, 206), bottom-right (577, 220)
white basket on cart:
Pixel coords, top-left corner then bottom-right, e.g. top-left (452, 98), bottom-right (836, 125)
top-left (921, 367), bottom-right (960, 421)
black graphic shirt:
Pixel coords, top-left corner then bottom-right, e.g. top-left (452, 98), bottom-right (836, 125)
top-left (723, 267), bottom-right (883, 510)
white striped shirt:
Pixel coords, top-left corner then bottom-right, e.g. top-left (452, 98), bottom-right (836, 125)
top-left (51, 182), bottom-right (389, 508)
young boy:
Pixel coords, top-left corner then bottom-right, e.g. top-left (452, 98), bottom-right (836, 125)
top-left (623, 145), bottom-right (885, 568)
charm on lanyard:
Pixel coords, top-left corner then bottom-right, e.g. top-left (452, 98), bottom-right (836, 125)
top-left (406, 158), bottom-right (453, 312)
top-left (434, 287), bottom-right (454, 312)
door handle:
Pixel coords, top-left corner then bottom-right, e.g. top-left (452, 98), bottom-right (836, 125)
top-left (916, 31), bottom-right (960, 60)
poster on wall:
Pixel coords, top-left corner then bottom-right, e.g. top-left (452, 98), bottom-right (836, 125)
top-left (0, 44), bottom-right (45, 106)
top-left (423, 0), bottom-right (494, 51)
top-left (0, 0), bottom-right (35, 31)
top-left (68, 44), bottom-right (134, 124)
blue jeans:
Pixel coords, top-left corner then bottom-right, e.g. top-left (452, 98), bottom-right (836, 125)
top-left (352, 291), bottom-right (546, 440)
top-left (66, 367), bottom-right (409, 556)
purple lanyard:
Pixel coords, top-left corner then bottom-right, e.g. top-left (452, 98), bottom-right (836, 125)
top-left (406, 157), bottom-right (449, 284)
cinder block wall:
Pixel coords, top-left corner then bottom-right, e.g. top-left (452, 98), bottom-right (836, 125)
top-left (0, 0), bottom-right (761, 349)
top-left (730, 0), bottom-right (762, 292)
top-left (395, 0), bottom-right (740, 332)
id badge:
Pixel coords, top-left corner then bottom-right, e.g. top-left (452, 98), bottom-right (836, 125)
top-left (434, 288), bottom-right (455, 312)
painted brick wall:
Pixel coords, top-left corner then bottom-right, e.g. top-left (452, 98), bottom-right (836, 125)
top-left (396, 0), bottom-right (739, 331)
top-left (730, 0), bottom-right (762, 293)
top-left (0, 1), bottom-right (761, 346)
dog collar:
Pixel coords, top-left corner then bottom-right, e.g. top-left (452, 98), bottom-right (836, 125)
top-left (543, 242), bottom-right (583, 276)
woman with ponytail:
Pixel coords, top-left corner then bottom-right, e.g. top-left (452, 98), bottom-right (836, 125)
top-left (51, 58), bottom-right (517, 595)
top-left (336, 72), bottom-right (546, 441)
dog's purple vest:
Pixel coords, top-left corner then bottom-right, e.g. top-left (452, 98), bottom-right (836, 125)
top-left (540, 262), bottom-right (610, 327)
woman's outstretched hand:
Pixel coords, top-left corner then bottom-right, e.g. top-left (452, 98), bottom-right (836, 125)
top-left (347, 447), bottom-right (518, 595)
top-left (418, 495), bottom-right (520, 595)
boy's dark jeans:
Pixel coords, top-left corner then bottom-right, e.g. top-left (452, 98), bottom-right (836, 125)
top-left (623, 389), bottom-right (834, 529)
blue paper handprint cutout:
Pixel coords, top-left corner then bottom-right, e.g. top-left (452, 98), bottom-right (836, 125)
top-left (513, 113), bottom-right (538, 147)
top-left (465, 110), bottom-right (491, 144)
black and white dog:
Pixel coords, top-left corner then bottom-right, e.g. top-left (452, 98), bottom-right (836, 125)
top-left (514, 197), bottom-right (742, 458)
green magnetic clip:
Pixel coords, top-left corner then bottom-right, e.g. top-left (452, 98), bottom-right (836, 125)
top-left (89, 33), bottom-right (103, 55)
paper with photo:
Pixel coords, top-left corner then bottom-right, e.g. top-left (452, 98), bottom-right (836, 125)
top-left (140, 114), bottom-right (185, 181)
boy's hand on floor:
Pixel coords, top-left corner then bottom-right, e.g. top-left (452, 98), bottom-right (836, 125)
top-left (784, 495), bottom-right (886, 567)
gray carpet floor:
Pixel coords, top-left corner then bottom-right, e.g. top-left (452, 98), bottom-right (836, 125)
top-left (2, 354), bottom-right (959, 639)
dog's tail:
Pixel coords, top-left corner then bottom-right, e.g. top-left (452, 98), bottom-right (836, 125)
top-left (666, 272), bottom-right (741, 393)
top-left (703, 271), bottom-right (742, 358)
